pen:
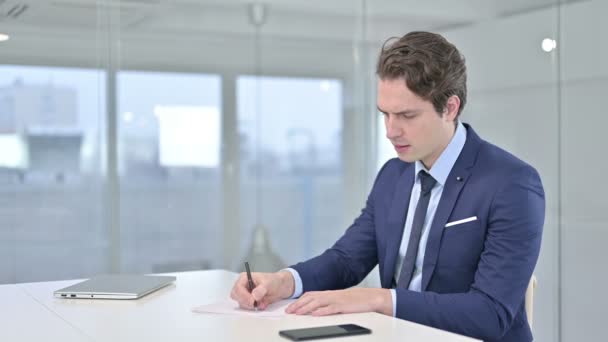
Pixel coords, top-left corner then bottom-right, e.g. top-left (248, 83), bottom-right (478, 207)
top-left (244, 262), bottom-right (258, 311)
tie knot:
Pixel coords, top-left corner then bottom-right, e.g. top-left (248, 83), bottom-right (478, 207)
top-left (419, 171), bottom-right (436, 194)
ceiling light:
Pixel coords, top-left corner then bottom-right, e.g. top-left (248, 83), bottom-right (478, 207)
top-left (0, 34), bottom-right (10, 42)
top-left (541, 38), bottom-right (557, 52)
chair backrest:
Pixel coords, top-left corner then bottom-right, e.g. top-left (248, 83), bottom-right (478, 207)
top-left (525, 275), bottom-right (537, 328)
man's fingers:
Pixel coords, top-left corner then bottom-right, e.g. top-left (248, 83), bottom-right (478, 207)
top-left (231, 272), bottom-right (288, 311)
top-left (234, 280), bottom-right (251, 298)
top-left (230, 276), bottom-right (247, 302)
top-left (234, 291), bottom-right (254, 309)
top-left (233, 273), bottom-right (274, 310)
top-left (252, 285), bottom-right (267, 301)
top-left (294, 298), bottom-right (324, 315)
top-left (257, 299), bottom-right (271, 310)
top-left (240, 296), bottom-right (256, 310)
top-left (288, 294), bottom-right (327, 315)
top-left (233, 281), bottom-right (257, 308)
top-left (286, 296), bottom-right (309, 313)
top-left (286, 291), bottom-right (317, 313)
top-left (312, 305), bottom-right (338, 316)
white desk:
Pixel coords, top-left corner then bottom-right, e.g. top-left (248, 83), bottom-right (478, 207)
top-left (6, 270), bottom-right (479, 341)
top-left (0, 283), bottom-right (90, 341)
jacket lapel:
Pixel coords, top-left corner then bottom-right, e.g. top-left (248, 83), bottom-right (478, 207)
top-left (381, 164), bottom-right (415, 288)
top-left (421, 125), bottom-right (481, 291)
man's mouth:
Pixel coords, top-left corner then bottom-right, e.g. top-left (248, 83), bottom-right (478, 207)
top-left (393, 144), bottom-right (411, 152)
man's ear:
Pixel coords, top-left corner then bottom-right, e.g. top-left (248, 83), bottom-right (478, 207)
top-left (444, 95), bottom-right (461, 122)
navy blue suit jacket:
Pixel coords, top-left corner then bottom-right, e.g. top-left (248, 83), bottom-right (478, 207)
top-left (291, 124), bottom-right (545, 342)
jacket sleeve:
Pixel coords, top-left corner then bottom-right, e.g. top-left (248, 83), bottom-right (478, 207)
top-left (290, 160), bottom-right (395, 292)
top-left (394, 166), bottom-right (545, 341)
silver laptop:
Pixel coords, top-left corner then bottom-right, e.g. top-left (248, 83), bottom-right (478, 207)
top-left (54, 274), bottom-right (176, 299)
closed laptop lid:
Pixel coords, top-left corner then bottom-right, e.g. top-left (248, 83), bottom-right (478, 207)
top-left (54, 274), bottom-right (176, 299)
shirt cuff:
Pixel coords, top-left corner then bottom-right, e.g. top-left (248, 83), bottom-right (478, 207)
top-left (390, 289), bottom-right (397, 317)
top-left (283, 268), bottom-right (303, 298)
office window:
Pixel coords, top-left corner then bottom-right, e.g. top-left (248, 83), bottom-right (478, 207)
top-left (237, 76), bottom-right (344, 268)
top-left (0, 65), bottom-right (106, 283)
top-left (155, 105), bottom-right (220, 168)
top-left (117, 71), bottom-right (222, 273)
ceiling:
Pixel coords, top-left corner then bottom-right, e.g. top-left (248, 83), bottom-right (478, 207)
top-left (0, 0), bottom-right (583, 43)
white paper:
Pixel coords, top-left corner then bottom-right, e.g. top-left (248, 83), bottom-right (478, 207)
top-left (192, 299), bottom-right (295, 318)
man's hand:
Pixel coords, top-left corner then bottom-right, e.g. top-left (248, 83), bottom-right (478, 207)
top-left (230, 270), bottom-right (295, 310)
top-left (285, 288), bottom-right (393, 316)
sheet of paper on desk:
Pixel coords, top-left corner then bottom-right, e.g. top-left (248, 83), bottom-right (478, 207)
top-left (192, 299), bottom-right (296, 318)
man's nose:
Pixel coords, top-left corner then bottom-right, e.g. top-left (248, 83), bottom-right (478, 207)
top-left (385, 115), bottom-right (401, 140)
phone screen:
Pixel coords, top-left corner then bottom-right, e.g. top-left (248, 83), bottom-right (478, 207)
top-left (279, 324), bottom-right (371, 341)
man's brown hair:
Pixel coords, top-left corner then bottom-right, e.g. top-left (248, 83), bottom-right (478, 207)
top-left (376, 31), bottom-right (467, 118)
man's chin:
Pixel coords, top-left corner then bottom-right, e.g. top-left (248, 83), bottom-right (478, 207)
top-left (396, 153), bottom-right (416, 163)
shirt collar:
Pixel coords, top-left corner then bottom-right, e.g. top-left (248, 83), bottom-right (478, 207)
top-left (415, 120), bottom-right (467, 187)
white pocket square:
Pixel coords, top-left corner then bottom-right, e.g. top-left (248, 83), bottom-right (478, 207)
top-left (445, 216), bottom-right (478, 228)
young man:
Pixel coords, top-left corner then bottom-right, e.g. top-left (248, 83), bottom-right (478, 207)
top-left (230, 31), bottom-right (544, 342)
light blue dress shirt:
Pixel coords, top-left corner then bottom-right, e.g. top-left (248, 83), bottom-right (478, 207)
top-left (286, 121), bottom-right (467, 317)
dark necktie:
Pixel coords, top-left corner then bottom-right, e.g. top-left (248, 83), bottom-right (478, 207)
top-left (397, 170), bottom-right (437, 288)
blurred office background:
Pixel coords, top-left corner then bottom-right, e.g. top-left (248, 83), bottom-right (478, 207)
top-left (0, 0), bottom-right (604, 341)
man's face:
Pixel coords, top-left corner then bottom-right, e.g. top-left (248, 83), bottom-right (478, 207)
top-left (377, 78), bottom-right (456, 169)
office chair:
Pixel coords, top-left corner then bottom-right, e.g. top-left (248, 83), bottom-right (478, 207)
top-left (525, 274), bottom-right (537, 328)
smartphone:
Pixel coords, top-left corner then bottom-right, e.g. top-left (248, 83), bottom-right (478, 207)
top-left (279, 324), bottom-right (371, 341)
